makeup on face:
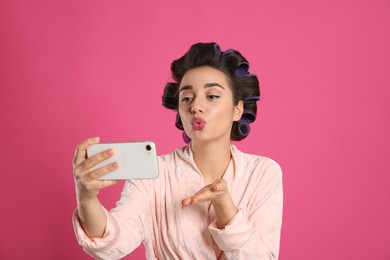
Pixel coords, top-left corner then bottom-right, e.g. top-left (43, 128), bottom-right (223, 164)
top-left (178, 66), bottom-right (238, 142)
top-left (191, 117), bottom-right (206, 130)
top-left (179, 82), bottom-right (225, 92)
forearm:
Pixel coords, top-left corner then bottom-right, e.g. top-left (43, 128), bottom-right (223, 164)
top-left (77, 196), bottom-right (107, 238)
top-left (212, 192), bottom-right (238, 228)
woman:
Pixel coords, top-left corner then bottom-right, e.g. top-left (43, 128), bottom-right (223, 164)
top-left (72, 42), bottom-right (283, 259)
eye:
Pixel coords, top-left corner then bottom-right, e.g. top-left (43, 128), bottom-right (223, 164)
top-left (207, 95), bottom-right (220, 100)
top-left (180, 97), bottom-right (193, 103)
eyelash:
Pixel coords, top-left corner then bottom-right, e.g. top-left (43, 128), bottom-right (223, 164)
top-left (207, 95), bottom-right (220, 100)
top-left (181, 97), bottom-right (193, 103)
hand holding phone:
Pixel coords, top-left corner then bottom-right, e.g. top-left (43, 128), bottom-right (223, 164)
top-left (87, 141), bottom-right (159, 180)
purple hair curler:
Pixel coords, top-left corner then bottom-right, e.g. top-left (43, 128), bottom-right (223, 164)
top-left (238, 121), bottom-right (250, 136)
top-left (182, 132), bottom-right (191, 144)
top-left (214, 43), bottom-right (222, 58)
top-left (220, 48), bottom-right (235, 58)
top-left (235, 61), bottom-right (257, 77)
top-left (243, 96), bottom-right (260, 103)
top-left (240, 109), bottom-right (256, 124)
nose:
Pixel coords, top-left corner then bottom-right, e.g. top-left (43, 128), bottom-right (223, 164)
top-left (190, 97), bottom-right (205, 113)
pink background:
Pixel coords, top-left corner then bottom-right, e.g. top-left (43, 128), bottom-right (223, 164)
top-left (1, 0), bottom-right (389, 259)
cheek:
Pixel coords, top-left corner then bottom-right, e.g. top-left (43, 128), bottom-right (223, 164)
top-left (178, 107), bottom-right (189, 122)
top-left (214, 106), bottom-right (235, 121)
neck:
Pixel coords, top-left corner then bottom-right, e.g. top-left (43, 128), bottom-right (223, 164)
top-left (190, 139), bottom-right (232, 184)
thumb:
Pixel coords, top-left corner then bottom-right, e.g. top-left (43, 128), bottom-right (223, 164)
top-left (212, 179), bottom-right (227, 192)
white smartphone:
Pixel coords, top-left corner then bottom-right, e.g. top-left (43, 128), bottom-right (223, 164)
top-left (87, 141), bottom-right (159, 180)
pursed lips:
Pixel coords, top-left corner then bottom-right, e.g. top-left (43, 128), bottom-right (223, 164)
top-left (191, 117), bottom-right (206, 130)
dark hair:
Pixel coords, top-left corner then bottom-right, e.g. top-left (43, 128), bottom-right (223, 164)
top-left (162, 42), bottom-right (260, 141)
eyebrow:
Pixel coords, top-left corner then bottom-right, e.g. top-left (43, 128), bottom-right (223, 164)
top-left (179, 83), bottom-right (225, 92)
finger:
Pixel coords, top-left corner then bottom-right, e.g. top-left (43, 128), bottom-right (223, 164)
top-left (77, 148), bottom-right (116, 174)
top-left (211, 180), bottom-right (227, 192)
top-left (181, 195), bottom-right (210, 208)
top-left (74, 148), bottom-right (115, 177)
top-left (182, 196), bottom-right (206, 206)
top-left (192, 187), bottom-right (215, 202)
top-left (86, 161), bottom-right (119, 180)
top-left (194, 183), bottom-right (226, 202)
top-left (181, 198), bottom-right (192, 208)
top-left (73, 137), bottom-right (100, 166)
top-left (191, 195), bottom-right (211, 204)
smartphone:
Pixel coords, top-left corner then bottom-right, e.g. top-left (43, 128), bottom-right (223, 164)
top-left (87, 141), bottom-right (159, 180)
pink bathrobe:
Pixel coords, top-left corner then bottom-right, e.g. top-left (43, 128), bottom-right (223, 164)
top-left (73, 145), bottom-right (283, 259)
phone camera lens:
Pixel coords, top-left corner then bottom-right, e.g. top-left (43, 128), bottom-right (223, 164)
top-left (146, 145), bottom-right (152, 151)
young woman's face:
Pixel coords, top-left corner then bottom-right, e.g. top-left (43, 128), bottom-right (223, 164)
top-left (178, 66), bottom-right (243, 143)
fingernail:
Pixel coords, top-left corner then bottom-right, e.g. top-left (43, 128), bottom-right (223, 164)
top-left (107, 148), bottom-right (115, 155)
top-left (92, 136), bottom-right (100, 142)
top-left (112, 162), bottom-right (119, 168)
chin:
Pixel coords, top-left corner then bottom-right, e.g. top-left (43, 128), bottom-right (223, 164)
top-left (190, 134), bottom-right (230, 144)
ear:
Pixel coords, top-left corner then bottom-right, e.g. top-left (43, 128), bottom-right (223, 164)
top-left (233, 100), bottom-right (244, 122)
